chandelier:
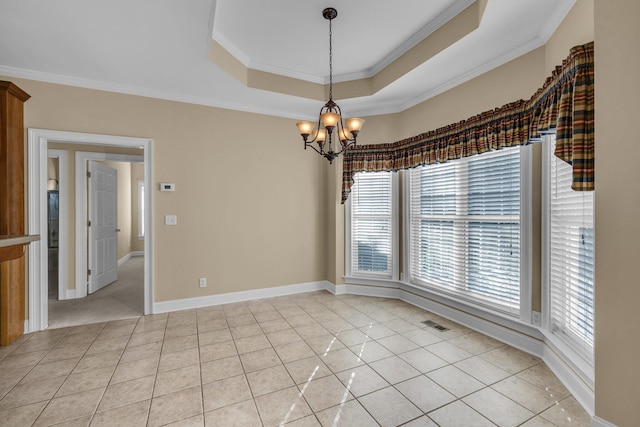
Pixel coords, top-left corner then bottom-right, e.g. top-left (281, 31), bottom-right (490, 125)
top-left (296, 7), bottom-right (364, 164)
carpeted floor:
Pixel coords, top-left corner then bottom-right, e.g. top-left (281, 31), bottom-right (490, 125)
top-left (48, 256), bottom-right (144, 329)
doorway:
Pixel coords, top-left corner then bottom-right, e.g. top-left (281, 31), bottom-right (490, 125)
top-left (28, 129), bottom-right (153, 333)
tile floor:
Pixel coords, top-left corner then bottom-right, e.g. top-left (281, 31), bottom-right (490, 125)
top-left (0, 291), bottom-right (591, 426)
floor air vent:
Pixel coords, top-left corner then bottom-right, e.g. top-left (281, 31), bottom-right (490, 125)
top-left (421, 320), bottom-right (450, 332)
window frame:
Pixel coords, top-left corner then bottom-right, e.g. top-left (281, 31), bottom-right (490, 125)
top-left (345, 171), bottom-right (399, 282)
top-left (403, 146), bottom-right (532, 322)
top-left (541, 134), bottom-right (595, 381)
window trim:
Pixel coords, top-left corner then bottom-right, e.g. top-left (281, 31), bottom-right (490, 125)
top-left (345, 171), bottom-right (399, 281)
top-left (403, 147), bottom-right (532, 322)
top-left (541, 134), bottom-right (595, 384)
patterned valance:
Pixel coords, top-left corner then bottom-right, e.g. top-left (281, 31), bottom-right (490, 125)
top-left (342, 42), bottom-right (594, 203)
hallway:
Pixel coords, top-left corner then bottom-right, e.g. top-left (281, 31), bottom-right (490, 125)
top-left (48, 257), bottom-right (144, 329)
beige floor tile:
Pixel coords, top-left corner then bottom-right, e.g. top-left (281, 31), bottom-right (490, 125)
top-left (19, 357), bottom-right (79, 385)
top-left (222, 304), bottom-right (251, 316)
top-left (165, 324), bottom-right (198, 341)
top-left (399, 347), bottom-right (449, 373)
top-left (148, 386), bottom-right (203, 427)
top-left (342, 313), bottom-right (374, 328)
top-left (454, 356), bottom-right (511, 385)
top-left (267, 329), bottom-right (303, 346)
top-left (12, 336), bottom-right (62, 355)
top-left (201, 355), bottom-right (244, 384)
top-left (253, 310), bottom-right (282, 322)
top-left (0, 376), bottom-right (66, 410)
top-left (448, 332), bottom-right (504, 355)
top-left (110, 356), bottom-right (158, 384)
top-left (401, 329), bottom-right (443, 346)
top-left (279, 306), bottom-right (307, 318)
top-left (230, 324), bottom-right (263, 339)
top-left (133, 318), bottom-right (166, 334)
top-left (48, 415), bottom-right (92, 427)
top-left (0, 350), bottom-right (48, 370)
top-left (349, 341), bottom-right (393, 363)
top-left (426, 341), bottom-right (473, 363)
top-left (335, 365), bottom-right (389, 397)
top-left (199, 340), bottom-right (237, 362)
top-left (90, 399), bottom-right (150, 427)
top-left (254, 386), bottom-right (313, 427)
top-left (42, 343), bottom-right (92, 364)
top-left (198, 329), bottom-right (232, 346)
top-left (85, 335), bottom-right (129, 355)
top-left (298, 375), bottom-right (353, 412)
top-left (197, 319), bottom-right (229, 333)
top-left (162, 334), bottom-right (199, 355)
top-left (98, 375), bottom-right (155, 412)
top-left (202, 374), bottom-right (252, 412)
top-left (159, 347), bottom-right (200, 372)
top-left (127, 329), bottom-right (164, 347)
top-left (260, 319), bottom-right (291, 333)
top-left (204, 399), bottom-right (262, 427)
top-left (540, 396), bottom-right (592, 427)
top-left (493, 376), bottom-right (558, 413)
top-left (97, 324), bottom-right (136, 341)
top-left (235, 334), bottom-right (272, 354)
top-left (334, 329), bottom-right (370, 347)
top-left (369, 356), bottom-right (421, 384)
top-left (58, 331), bottom-right (100, 346)
top-left (320, 348), bottom-right (364, 373)
top-left (154, 364), bottom-right (201, 397)
top-left (226, 314), bottom-right (257, 327)
top-left (377, 335), bottom-right (419, 354)
top-left (0, 401), bottom-right (47, 426)
top-left (305, 335), bottom-right (345, 355)
top-left (285, 356), bottom-right (333, 385)
top-left (283, 415), bottom-right (321, 426)
top-left (427, 365), bottom-right (485, 398)
top-left (240, 348), bottom-right (282, 372)
top-left (246, 365), bottom-right (295, 397)
top-left (165, 414), bottom-right (205, 426)
top-left (520, 416), bottom-right (558, 427)
top-left (358, 386), bottom-right (422, 427)
top-left (73, 350), bottom-right (121, 373)
top-left (295, 324), bottom-right (329, 340)
top-left (517, 364), bottom-right (571, 399)
top-left (275, 341), bottom-right (316, 363)
top-left (120, 341), bottom-right (162, 363)
top-left (464, 387), bottom-right (534, 427)
top-left (396, 375), bottom-right (456, 412)
top-left (358, 324), bottom-right (395, 340)
top-left (56, 367), bottom-right (114, 398)
top-left (321, 320), bottom-right (355, 335)
top-left (402, 416), bottom-right (439, 426)
top-left (33, 387), bottom-right (104, 427)
top-left (382, 318), bottom-right (419, 333)
top-left (315, 399), bottom-right (377, 426)
top-left (480, 346), bottom-right (541, 374)
top-left (428, 401), bottom-right (495, 427)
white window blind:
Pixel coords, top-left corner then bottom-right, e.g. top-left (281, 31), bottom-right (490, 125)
top-left (409, 148), bottom-right (521, 315)
top-left (548, 135), bottom-right (595, 357)
top-left (350, 171), bottom-right (393, 278)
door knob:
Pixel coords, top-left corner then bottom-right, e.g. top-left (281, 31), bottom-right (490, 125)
top-left (116, 229), bottom-right (121, 232)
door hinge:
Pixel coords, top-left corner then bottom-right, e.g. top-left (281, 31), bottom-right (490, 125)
top-left (87, 269), bottom-right (91, 276)
top-left (87, 220), bottom-right (91, 227)
top-left (87, 171), bottom-right (91, 178)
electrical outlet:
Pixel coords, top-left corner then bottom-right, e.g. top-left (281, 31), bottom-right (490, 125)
top-left (199, 277), bottom-right (207, 288)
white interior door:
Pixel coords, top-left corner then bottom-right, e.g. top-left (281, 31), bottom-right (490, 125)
top-left (88, 161), bottom-right (118, 294)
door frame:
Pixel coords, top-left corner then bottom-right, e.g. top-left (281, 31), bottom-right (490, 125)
top-left (27, 129), bottom-right (153, 332)
top-left (46, 149), bottom-right (69, 301)
top-left (79, 153), bottom-right (143, 297)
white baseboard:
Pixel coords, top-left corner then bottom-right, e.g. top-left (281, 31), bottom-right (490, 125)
top-left (591, 416), bottom-right (618, 427)
top-left (153, 280), bottom-right (332, 314)
top-left (117, 251), bottom-right (144, 267)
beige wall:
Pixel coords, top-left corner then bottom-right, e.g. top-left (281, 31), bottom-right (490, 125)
top-left (593, 0), bottom-right (640, 425)
top-left (13, 80), bottom-right (328, 302)
top-left (130, 162), bottom-right (145, 252)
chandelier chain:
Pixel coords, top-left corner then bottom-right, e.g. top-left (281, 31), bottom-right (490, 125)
top-left (328, 16), bottom-right (333, 101)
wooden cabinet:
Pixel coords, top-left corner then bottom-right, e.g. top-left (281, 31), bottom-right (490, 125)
top-left (0, 81), bottom-right (31, 346)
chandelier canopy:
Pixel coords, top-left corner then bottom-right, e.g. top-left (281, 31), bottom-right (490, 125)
top-left (296, 8), bottom-right (364, 164)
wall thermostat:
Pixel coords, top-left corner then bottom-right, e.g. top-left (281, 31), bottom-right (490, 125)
top-left (160, 182), bottom-right (175, 192)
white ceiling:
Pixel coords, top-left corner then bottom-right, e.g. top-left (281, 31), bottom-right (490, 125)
top-left (0, 0), bottom-right (576, 120)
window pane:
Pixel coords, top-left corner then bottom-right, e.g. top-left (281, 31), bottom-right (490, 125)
top-left (416, 220), bottom-right (455, 285)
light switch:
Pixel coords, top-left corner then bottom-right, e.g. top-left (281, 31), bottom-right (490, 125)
top-left (165, 215), bottom-right (177, 225)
